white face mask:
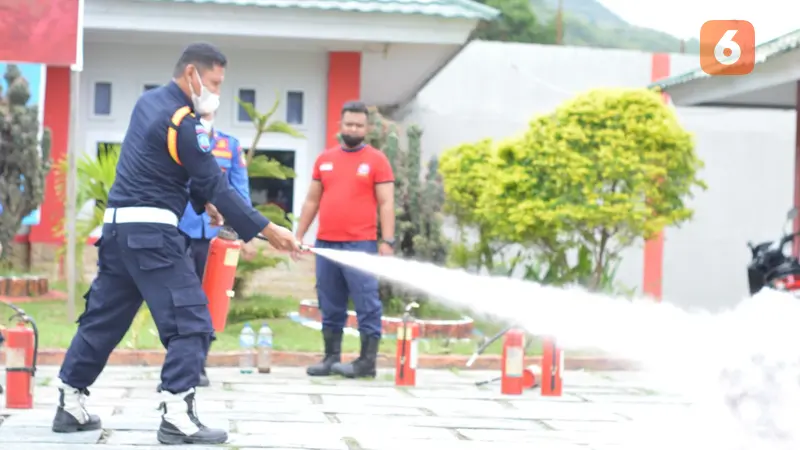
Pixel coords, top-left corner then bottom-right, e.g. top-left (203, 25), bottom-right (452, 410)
top-left (189, 69), bottom-right (220, 115)
top-left (200, 118), bottom-right (214, 133)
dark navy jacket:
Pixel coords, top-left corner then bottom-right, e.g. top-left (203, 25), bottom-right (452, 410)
top-left (178, 129), bottom-right (250, 240)
top-left (107, 81), bottom-right (269, 242)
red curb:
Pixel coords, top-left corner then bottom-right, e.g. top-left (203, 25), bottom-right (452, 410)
top-left (298, 300), bottom-right (475, 339)
top-left (0, 349), bottom-right (641, 371)
top-left (0, 291), bottom-right (68, 304)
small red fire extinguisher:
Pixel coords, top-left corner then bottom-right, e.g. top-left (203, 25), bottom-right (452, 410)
top-left (501, 328), bottom-right (525, 395)
top-left (395, 302), bottom-right (420, 387)
top-left (2, 303), bottom-right (39, 409)
top-left (541, 335), bottom-right (563, 397)
top-left (202, 227), bottom-right (242, 333)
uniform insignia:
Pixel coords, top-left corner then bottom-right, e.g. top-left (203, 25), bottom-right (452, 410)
top-left (195, 124), bottom-right (206, 135)
top-left (239, 152), bottom-right (247, 167)
top-left (216, 139), bottom-right (228, 149)
top-left (196, 132), bottom-right (211, 153)
top-left (357, 163), bottom-right (370, 176)
top-left (320, 162), bottom-right (333, 171)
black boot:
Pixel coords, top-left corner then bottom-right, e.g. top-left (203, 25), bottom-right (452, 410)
top-left (331, 333), bottom-right (380, 379)
top-left (306, 329), bottom-right (342, 376)
top-left (52, 383), bottom-right (103, 433)
top-left (157, 388), bottom-right (228, 445)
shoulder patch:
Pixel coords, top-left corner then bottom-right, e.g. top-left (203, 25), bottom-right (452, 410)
top-left (196, 132), bottom-right (211, 153)
top-left (195, 124), bottom-right (206, 135)
top-left (239, 151), bottom-right (248, 167)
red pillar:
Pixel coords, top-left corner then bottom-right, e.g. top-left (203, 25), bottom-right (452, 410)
top-left (325, 52), bottom-right (361, 149)
top-left (28, 66), bottom-right (71, 244)
top-left (643, 53), bottom-right (671, 301)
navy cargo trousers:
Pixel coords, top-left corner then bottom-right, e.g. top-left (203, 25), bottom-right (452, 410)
top-left (314, 239), bottom-right (382, 337)
top-left (59, 221), bottom-right (213, 394)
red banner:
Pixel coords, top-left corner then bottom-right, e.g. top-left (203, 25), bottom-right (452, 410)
top-left (0, 0), bottom-right (80, 66)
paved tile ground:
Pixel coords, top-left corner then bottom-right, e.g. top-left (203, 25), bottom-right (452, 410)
top-left (0, 366), bottom-right (707, 449)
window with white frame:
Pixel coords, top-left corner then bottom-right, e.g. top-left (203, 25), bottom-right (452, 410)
top-left (286, 91), bottom-right (304, 125)
top-left (237, 88), bottom-right (256, 122)
top-left (93, 82), bottom-right (112, 116)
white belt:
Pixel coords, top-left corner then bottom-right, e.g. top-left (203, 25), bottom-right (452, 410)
top-left (103, 207), bottom-right (179, 227)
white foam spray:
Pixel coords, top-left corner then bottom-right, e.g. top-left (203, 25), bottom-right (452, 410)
top-left (311, 247), bottom-right (800, 450)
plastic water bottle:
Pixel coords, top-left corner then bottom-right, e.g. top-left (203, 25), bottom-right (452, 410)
top-left (257, 322), bottom-right (273, 374)
top-left (239, 323), bottom-right (256, 374)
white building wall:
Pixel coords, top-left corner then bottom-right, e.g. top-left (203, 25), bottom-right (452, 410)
top-left (78, 41), bottom-right (328, 237)
top-left (405, 40), bottom-right (796, 312)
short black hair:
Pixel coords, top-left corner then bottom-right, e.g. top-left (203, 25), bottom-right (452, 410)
top-left (341, 101), bottom-right (369, 118)
top-left (173, 43), bottom-right (227, 78)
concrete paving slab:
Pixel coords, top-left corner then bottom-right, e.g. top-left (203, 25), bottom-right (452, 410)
top-left (0, 365), bottom-right (718, 448)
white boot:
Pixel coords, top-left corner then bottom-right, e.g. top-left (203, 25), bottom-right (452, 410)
top-left (157, 387), bottom-right (228, 445)
top-left (52, 381), bottom-right (102, 433)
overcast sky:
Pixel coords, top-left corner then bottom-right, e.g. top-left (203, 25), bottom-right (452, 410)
top-left (596, 0), bottom-right (796, 44)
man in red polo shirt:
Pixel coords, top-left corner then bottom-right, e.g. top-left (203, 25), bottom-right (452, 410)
top-left (295, 101), bottom-right (395, 379)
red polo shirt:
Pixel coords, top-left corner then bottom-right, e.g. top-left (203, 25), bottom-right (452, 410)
top-left (313, 144), bottom-right (394, 241)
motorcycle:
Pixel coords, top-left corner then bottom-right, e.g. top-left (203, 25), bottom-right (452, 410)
top-left (747, 207), bottom-right (800, 295)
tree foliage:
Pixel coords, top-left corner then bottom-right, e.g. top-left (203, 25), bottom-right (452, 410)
top-left (438, 139), bottom-right (518, 274)
top-left (365, 109), bottom-right (449, 308)
top-left (473, 0), bottom-right (699, 53)
top-left (472, 0), bottom-right (556, 44)
top-left (0, 64), bottom-right (51, 265)
top-left (440, 88), bottom-right (706, 292)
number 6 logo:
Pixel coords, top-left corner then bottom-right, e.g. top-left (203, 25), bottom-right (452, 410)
top-left (700, 20), bottom-right (756, 76)
top-left (714, 30), bottom-right (741, 65)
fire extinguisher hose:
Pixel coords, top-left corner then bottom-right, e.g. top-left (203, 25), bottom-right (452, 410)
top-left (466, 325), bottom-right (514, 367)
top-left (2, 301), bottom-right (39, 376)
top-left (466, 327), bottom-right (535, 368)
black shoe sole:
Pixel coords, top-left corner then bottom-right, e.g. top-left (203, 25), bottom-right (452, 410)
top-left (157, 430), bottom-right (228, 445)
top-left (341, 372), bottom-right (377, 379)
top-left (52, 421), bottom-right (103, 433)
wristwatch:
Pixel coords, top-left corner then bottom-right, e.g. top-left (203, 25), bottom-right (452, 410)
top-left (382, 238), bottom-right (395, 248)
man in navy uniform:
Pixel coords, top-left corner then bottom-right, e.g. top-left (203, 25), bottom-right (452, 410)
top-left (52, 43), bottom-right (300, 445)
top-left (168, 110), bottom-right (256, 389)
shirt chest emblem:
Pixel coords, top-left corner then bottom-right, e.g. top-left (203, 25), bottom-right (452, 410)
top-left (320, 162), bottom-right (334, 171)
top-left (357, 163), bottom-right (370, 176)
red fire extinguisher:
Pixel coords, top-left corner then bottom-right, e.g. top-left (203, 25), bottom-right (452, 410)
top-left (395, 302), bottom-right (420, 387)
top-left (541, 335), bottom-right (563, 397)
top-left (202, 227), bottom-right (242, 333)
top-left (501, 328), bottom-right (525, 395)
top-left (2, 302), bottom-right (39, 409)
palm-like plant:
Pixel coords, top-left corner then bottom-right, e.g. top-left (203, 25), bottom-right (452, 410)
top-left (52, 144), bottom-right (120, 278)
top-left (236, 93), bottom-right (304, 229)
top-left (232, 93), bottom-right (305, 297)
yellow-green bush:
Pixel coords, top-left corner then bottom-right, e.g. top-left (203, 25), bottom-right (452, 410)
top-left (440, 88), bottom-right (707, 291)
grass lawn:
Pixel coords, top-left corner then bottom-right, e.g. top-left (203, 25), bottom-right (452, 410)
top-left (4, 279), bottom-right (531, 357)
top-left (2, 273), bottom-right (610, 358)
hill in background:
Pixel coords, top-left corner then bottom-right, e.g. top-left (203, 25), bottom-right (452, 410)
top-left (531, 0), bottom-right (700, 53)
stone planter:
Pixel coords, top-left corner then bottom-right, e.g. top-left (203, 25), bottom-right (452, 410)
top-left (298, 299), bottom-right (474, 339)
top-left (0, 275), bottom-right (50, 297)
